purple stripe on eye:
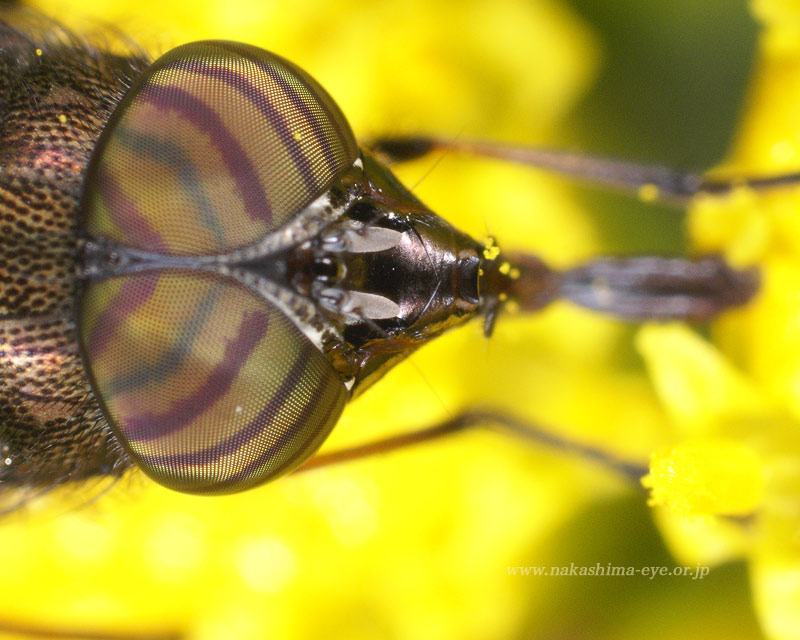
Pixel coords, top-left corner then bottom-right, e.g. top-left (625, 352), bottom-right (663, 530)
top-left (85, 276), bottom-right (159, 359)
top-left (241, 52), bottom-right (354, 175)
top-left (122, 309), bottom-right (270, 441)
top-left (96, 168), bottom-right (168, 252)
top-left (140, 84), bottom-right (273, 225)
top-left (203, 43), bottom-right (349, 177)
top-left (138, 341), bottom-right (311, 467)
top-left (102, 285), bottom-right (221, 396)
top-left (113, 125), bottom-right (226, 246)
top-left (211, 375), bottom-right (344, 491)
top-left (165, 58), bottom-right (321, 196)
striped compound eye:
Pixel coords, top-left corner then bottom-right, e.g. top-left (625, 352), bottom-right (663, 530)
top-left (82, 40), bottom-right (358, 255)
top-left (78, 42), bottom-right (357, 494)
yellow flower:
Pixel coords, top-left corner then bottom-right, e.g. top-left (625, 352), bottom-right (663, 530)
top-left (0, 1), bottom-right (780, 639)
top-left (641, 1), bottom-right (800, 637)
top-left (643, 438), bottom-right (764, 517)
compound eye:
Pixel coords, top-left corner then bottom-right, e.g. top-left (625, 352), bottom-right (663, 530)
top-left (77, 42), bottom-right (356, 493)
top-left (79, 270), bottom-right (347, 494)
top-left (82, 40), bottom-right (358, 256)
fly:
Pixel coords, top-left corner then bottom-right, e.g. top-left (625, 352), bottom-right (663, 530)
top-left (0, 7), bottom-right (774, 503)
top-left (0, 5), bottom-right (778, 640)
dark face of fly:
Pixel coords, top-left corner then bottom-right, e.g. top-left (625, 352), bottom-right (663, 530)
top-left (75, 41), bottom-right (488, 494)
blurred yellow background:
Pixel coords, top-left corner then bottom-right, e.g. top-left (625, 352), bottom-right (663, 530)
top-left (0, 1), bottom-right (781, 639)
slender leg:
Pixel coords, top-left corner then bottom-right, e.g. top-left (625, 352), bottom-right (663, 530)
top-left (367, 135), bottom-right (800, 203)
top-left (296, 409), bottom-right (647, 481)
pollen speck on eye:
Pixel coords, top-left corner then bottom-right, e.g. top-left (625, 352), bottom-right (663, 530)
top-left (293, 132), bottom-right (302, 141)
top-left (58, 114), bottom-right (67, 124)
top-left (35, 48), bottom-right (43, 56)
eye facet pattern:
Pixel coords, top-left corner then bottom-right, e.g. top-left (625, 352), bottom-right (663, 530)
top-left (77, 41), bottom-right (358, 493)
top-left (82, 40), bottom-right (358, 256)
top-left (79, 270), bottom-right (347, 494)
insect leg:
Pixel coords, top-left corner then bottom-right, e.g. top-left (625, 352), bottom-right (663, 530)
top-left (367, 136), bottom-right (800, 202)
top-left (295, 409), bottom-right (647, 480)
